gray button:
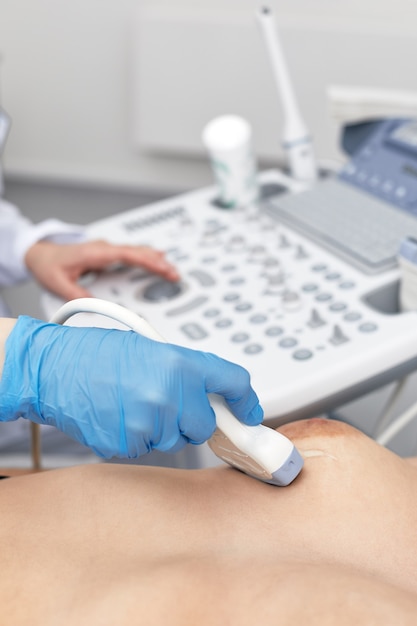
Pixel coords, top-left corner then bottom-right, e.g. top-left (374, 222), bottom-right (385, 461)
top-left (311, 263), bottom-right (327, 272)
top-left (279, 337), bottom-right (298, 348)
top-left (244, 343), bottom-right (263, 354)
top-left (268, 274), bottom-right (285, 287)
top-left (215, 318), bottom-right (233, 328)
top-left (308, 309), bottom-right (325, 328)
top-left (221, 264), bottom-right (237, 272)
top-left (250, 245), bottom-right (266, 255)
top-left (315, 292), bottom-right (332, 302)
top-left (339, 281), bottom-right (355, 289)
top-left (369, 175), bottom-right (381, 187)
top-left (302, 283), bottom-right (318, 292)
top-left (180, 323), bottom-right (208, 340)
top-left (227, 235), bottom-right (246, 251)
top-left (206, 218), bottom-right (223, 228)
top-left (224, 292), bottom-right (240, 302)
top-left (293, 349), bottom-right (313, 360)
top-left (295, 245), bottom-right (309, 259)
top-left (359, 322), bottom-right (378, 332)
top-left (201, 256), bottom-right (217, 264)
top-left (141, 279), bottom-right (183, 302)
top-left (235, 302), bottom-right (253, 312)
top-left (282, 291), bottom-right (301, 311)
top-left (330, 325), bottom-right (349, 345)
top-left (265, 326), bottom-right (284, 336)
top-left (229, 277), bottom-right (246, 286)
top-left (344, 312), bottom-right (362, 322)
top-left (203, 308), bottom-right (220, 318)
top-left (249, 314), bottom-right (267, 324)
top-left (325, 272), bottom-right (341, 280)
top-left (282, 291), bottom-right (299, 303)
top-left (329, 302), bottom-right (347, 312)
top-left (278, 234), bottom-right (290, 248)
top-left (201, 231), bottom-right (220, 245)
top-left (232, 332), bottom-right (250, 343)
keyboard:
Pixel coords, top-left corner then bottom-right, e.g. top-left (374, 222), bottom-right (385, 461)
top-left (264, 178), bottom-right (417, 275)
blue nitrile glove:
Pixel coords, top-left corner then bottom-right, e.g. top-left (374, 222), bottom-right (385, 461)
top-left (0, 316), bottom-right (263, 458)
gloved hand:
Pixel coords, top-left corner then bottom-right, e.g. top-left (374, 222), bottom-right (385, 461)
top-left (0, 316), bottom-right (263, 458)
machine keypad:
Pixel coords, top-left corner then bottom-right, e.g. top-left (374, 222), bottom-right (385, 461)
top-left (87, 193), bottom-right (381, 372)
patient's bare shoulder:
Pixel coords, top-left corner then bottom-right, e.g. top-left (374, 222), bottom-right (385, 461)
top-left (278, 417), bottom-right (412, 473)
top-left (278, 415), bottom-right (375, 448)
top-left (276, 417), bottom-right (417, 512)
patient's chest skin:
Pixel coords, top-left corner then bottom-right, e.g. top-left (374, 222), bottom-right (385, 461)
top-left (1, 418), bottom-right (417, 626)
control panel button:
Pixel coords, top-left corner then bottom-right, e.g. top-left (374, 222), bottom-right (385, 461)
top-left (329, 302), bottom-right (347, 312)
top-left (395, 186), bottom-right (407, 199)
top-left (330, 325), bottom-right (349, 345)
top-left (244, 343), bottom-right (263, 354)
top-left (232, 332), bottom-right (250, 343)
top-left (235, 302), bottom-right (253, 312)
top-left (302, 283), bottom-right (318, 292)
top-left (344, 311), bottom-right (362, 322)
top-left (308, 309), bottom-right (326, 328)
top-left (279, 337), bottom-right (298, 348)
top-left (223, 292), bottom-right (240, 302)
top-left (315, 292), bottom-right (332, 302)
top-left (229, 277), bottom-right (246, 286)
top-left (311, 263), bottom-right (327, 272)
top-left (265, 326), bottom-right (284, 336)
top-left (215, 318), bottom-right (233, 328)
top-left (141, 279), bottom-right (184, 302)
top-left (382, 180), bottom-right (394, 194)
top-left (249, 314), bottom-right (268, 324)
top-left (359, 322), bottom-right (378, 332)
top-left (325, 272), bottom-right (341, 281)
top-left (293, 349), bottom-right (313, 360)
top-left (295, 244), bottom-right (309, 259)
top-left (282, 291), bottom-right (302, 311)
top-left (180, 323), bottom-right (208, 340)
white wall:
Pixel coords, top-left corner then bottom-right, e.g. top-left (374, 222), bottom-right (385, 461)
top-left (1, 0), bottom-right (417, 192)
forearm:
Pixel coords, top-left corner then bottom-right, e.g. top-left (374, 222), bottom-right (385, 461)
top-left (0, 318), bottom-right (17, 379)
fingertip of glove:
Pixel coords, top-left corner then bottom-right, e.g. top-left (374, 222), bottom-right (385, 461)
top-left (245, 403), bottom-right (264, 426)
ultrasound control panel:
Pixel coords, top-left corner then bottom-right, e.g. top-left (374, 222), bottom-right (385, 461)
top-left (42, 170), bottom-right (417, 425)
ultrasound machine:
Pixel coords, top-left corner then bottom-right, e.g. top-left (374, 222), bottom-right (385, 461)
top-left (41, 8), bottom-right (417, 465)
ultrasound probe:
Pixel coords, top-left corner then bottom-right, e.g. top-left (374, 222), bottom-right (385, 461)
top-left (50, 298), bottom-right (303, 486)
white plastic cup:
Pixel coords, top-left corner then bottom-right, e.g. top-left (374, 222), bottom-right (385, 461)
top-left (202, 115), bottom-right (259, 209)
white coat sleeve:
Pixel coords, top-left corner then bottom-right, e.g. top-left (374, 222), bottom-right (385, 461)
top-left (0, 198), bottom-right (85, 286)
